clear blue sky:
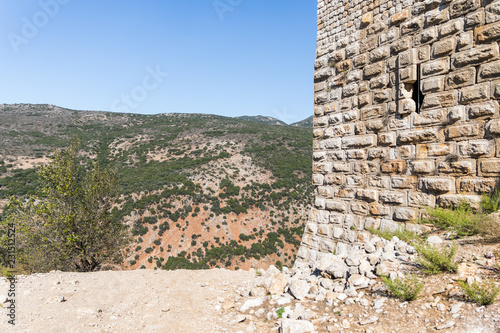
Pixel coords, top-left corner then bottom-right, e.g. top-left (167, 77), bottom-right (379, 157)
top-left (0, 0), bottom-right (317, 124)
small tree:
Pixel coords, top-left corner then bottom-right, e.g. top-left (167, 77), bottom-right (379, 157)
top-left (1, 138), bottom-right (130, 273)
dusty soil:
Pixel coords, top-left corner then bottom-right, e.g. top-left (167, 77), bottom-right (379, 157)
top-left (0, 260), bottom-right (499, 333)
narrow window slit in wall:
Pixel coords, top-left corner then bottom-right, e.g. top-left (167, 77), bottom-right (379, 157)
top-left (412, 64), bottom-right (423, 113)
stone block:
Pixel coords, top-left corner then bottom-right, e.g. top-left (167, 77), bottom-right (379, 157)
top-left (439, 19), bottom-right (464, 37)
top-left (398, 98), bottom-right (416, 115)
top-left (361, 12), bottom-right (373, 27)
top-left (367, 148), bottom-right (388, 160)
top-left (342, 83), bottom-right (359, 97)
top-left (488, 119), bottom-right (500, 136)
top-left (458, 31), bottom-right (474, 50)
top-left (413, 108), bottom-right (446, 126)
top-left (353, 53), bottom-right (368, 68)
top-left (411, 160), bottom-right (435, 174)
top-left (448, 106), bottom-right (466, 123)
top-left (370, 46), bottom-right (390, 63)
top-left (438, 194), bottom-right (481, 209)
top-left (451, 43), bottom-right (499, 69)
top-left (460, 83), bottom-right (490, 104)
top-left (312, 174), bottom-right (324, 185)
top-left (401, 17), bottom-right (424, 35)
top-left (458, 140), bottom-right (493, 157)
top-left (479, 159), bottom-right (500, 175)
top-left (362, 105), bottom-right (385, 119)
top-left (450, 0), bottom-right (480, 18)
top-left (324, 173), bottom-right (343, 185)
top-left (445, 67), bottom-right (475, 89)
top-left (391, 176), bottom-right (417, 189)
top-left (379, 28), bottom-right (400, 45)
top-left (437, 160), bottom-right (476, 175)
top-left (478, 60), bottom-right (500, 81)
top-left (408, 191), bottom-right (436, 207)
top-left (391, 9), bottom-right (409, 25)
top-left (380, 160), bottom-right (406, 173)
top-left (346, 149), bottom-right (366, 160)
top-left (380, 219), bottom-right (402, 232)
top-left (432, 38), bottom-right (457, 57)
top-left (356, 189), bottom-right (378, 202)
top-left (325, 200), bottom-right (347, 213)
top-left (363, 62), bottom-right (385, 78)
top-left (421, 58), bottom-right (450, 77)
top-left (494, 80), bottom-right (500, 99)
top-left (317, 186), bottom-right (335, 198)
top-left (416, 143), bottom-right (453, 158)
top-left (342, 135), bottom-right (376, 149)
top-left (391, 37), bottom-right (411, 53)
top-left (399, 65), bottom-right (417, 83)
top-left (378, 132), bottom-right (396, 146)
top-left (331, 162), bottom-right (350, 172)
top-left (467, 101), bottom-right (498, 118)
top-left (398, 129), bottom-right (438, 144)
top-left (351, 202), bottom-right (369, 215)
top-left (394, 208), bottom-right (417, 221)
top-left (486, 1), bottom-right (500, 24)
top-left (415, 27), bottom-right (437, 45)
top-left (370, 74), bottom-right (390, 89)
top-left (422, 91), bottom-right (458, 109)
top-left (373, 89), bottom-right (391, 103)
top-left (380, 191), bottom-right (406, 205)
top-left (422, 76), bottom-right (444, 93)
top-left (322, 138), bottom-right (342, 149)
top-left (475, 22), bottom-right (500, 43)
top-left (465, 9), bottom-right (485, 28)
top-left (425, 7), bottom-right (450, 26)
top-left (419, 178), bottom-right (455, 193)
top-left (445, 124), bottom-right (480, 140)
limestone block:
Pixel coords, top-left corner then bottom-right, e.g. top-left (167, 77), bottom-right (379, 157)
top-left (418, 45), bottom-right (431, 62)
top-left (398, 129), bottom-right (438, 144)
top-left (419, 178), bottom-right (455, 193)
top-left (439, 19), bottom-right (464, 37)
top-left (369, 202), bottom-right (391, 216)
top-left (391, 176), bottom-right (417, 189)
top-left (366, 120), bottom-right (384, 132)
top-left (318, 224), bottom-right (332, 237)
top-left (391, 9), bottom-right (409, 25)
top-left (380, 191), bottom-right (406, 205)
top-left (325, 200), bottom-right (347, 212)
top-left (478, 60), bottom-right (500, 81)
top-left (314, 162), bottom-right (333, 173)
top-left (445, 124), bottom-right (479, 140)
top-left (448, 106), bottom-right (465, 123)
top-left (479, 159), bottom-right (500, 175)
top-left (351, 202), bottom-right (369, 215)
top-left (379, 28), bottom-right (400, 45)
top-left (401, 17), bottom-right (424, 35)
top-left (488, 119), bottom-right (500, 136)
top-left (356, 189), bottom-right (378, 202)
top-left (330, 213), bottom-right (344, 225)
top-left (467, 101), bottom-right (498, 118)
top-left (361, 12), bottom-right (373, 27)
top-left (450, 0), bottom-right (480, 18)
top-left (451, 43), bottom-right (499, 69)
top-left (370, 46), bottom-right (390, 63)
top-left (312, 174), bottom-right (324, 185)
top-left (391, 37), bottom-right (411, 53)
top-left (494, 80), bottom-right (500, 99)
top-left (346, 149), bottom-right (366, 160)
top-left (353, 53), bottom-right (368, 68)
top-left (314, 197), bottom-right (326, 209)
top-left (475, 22), bottom-right (500, 43)
top-left (378, 132), bottom-right (396, 146)
top-left (415, 27), bottom-right (437, 45)
top-left (425, 7), bottom-right (450, 26)
top-left (412, 160), bottom-right (436, 174)
top-left (363, 62), bottom-right (385, 78)
top-left (331, 162), bottom-right (350, 172)
top-left (457, 31), bottom-right (474, 50)
top-left (342, 83), bottom-right (359, 97)
top-left (317, 186), bottom-right (335, 198)
top-left (422, 76), bottom-right (445, 93)
top-left (445, 67), bottom-right (475, 89)
top-left (458, 140), bottom-right (493, 157)
top-left (367, 148), bottom-right (389, 160)
top-left (421, 58), bottom-right (450, 77)
top-left (437, 160), bottom-right (476, 175)
top-left (314, 67), bottom-right (334, 81)
top-left (324, 173), bottom-right (343, 185)
top-left (380, 219), bottom-right (401, 232)
top-left (394, 208), bottom-right (417, 221)
top-left (438, 194), bottom-right (481, 209)
top-left (408, 191), bottom-right (436, 207)
top-left (413, 108), bottom-right (446, 126)
top-left (432, 38), bottom-right (457, 57)
top-left (373, 89), bottom-right (391, 103)
top-left (380, 160), bottom-right (406, 173)
top-left (342, 135), bottom-right (377, 149)
top-left (460, 83), bottom-right (491, 104)
top-left (370, 74), bottom-right (390, 89)
top-left (368, 176), bottom-right (391, 189)
top-left (465, 9), bottom-right (485, 28)
top-left (322, 138), bottom-right (342, 149)
top-left (485, 1), bottom-right (500, 24)
top-left (422, 91), bottom-right (458, 109)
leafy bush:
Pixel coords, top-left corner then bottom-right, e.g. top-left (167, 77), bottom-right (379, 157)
top-left (414, 242), bottom-right (458, 275)
top-left (481, 190), bottom-right (500, 214)
top-left (380, 274), bottom-right (424, 301)
top-left (458, 279), bottom-right (500, 305)
top-left (419, 202), bottom-right (483, 237)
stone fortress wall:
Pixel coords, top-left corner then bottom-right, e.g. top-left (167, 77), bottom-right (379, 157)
top-left (295, 0), bottom-right (500, 271)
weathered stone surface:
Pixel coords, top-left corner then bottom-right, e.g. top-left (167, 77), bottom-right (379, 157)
top-left (289, 279), bottom-right (310, 300)
top-left (451, 44), bottom-right (499, 68)
top-left (398, 129), bottom-right (438, 144)
top-left (419, 178), bottom-right (454, 193)
top-left (475, 22), bottom-right (500, 43)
